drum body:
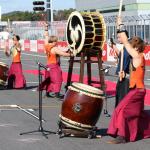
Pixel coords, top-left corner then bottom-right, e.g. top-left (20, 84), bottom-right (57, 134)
top-left (66, 11), bottom-right (106, 56)
top-left (0, 62), bottom-right (9, 85)
top-left (60, 82), bottom-right (104, 130)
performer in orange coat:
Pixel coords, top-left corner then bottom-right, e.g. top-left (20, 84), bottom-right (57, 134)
top-left (5, 34), bottom-right (26, 89)
top-left (107, 19), bottom-right (150, 144)
top-left (39, 23), bottom-right (73, 99)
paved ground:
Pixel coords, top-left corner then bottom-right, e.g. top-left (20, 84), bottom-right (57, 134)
top-left (0, 50), bottom-right (150, 150)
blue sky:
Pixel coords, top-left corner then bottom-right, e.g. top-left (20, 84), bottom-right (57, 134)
top-left (0, 0), bottom-right (75, 14)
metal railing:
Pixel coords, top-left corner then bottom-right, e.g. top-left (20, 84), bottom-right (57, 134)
top-left (1, 14), bottom-right (150, 43)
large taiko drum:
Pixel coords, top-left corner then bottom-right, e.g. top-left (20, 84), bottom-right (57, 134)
top-left (59, 82), bottom-right (104, 130)
top-left (66, 11), bottom-right (106, 56)
top-left (0, 62), bottom-right (9, 85)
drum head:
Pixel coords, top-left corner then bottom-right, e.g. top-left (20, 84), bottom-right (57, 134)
top-left (66, 11), bottom-right (106, 56)
top-left (69, 82), bottom-right (104, 98)
top-left (66, 11), bottom-right (85, 55)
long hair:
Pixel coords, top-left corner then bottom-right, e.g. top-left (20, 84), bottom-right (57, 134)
top-left (130, 36), bottom-right (145, 53)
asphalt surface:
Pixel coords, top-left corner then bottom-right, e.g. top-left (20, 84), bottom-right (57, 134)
top-left (0, 49), bottom-right (150, 150)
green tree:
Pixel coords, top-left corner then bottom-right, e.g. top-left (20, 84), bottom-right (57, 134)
top-left (1, 8), bottom-right (76, 21)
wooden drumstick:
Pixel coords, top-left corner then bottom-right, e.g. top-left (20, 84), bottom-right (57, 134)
top-left (118, 0), bottom-right (124, 81)
top-left (7, 18), bottom-right (10, 32)
top-left (118, 0), bottom-right (123, 17)
top-left (120, 48), bottom-right (124, 81)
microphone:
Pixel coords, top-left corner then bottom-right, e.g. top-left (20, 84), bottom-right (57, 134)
top-left (36, 61), bottom-right (49, 71)
top-left (101, 66), bottom-right (111, 74)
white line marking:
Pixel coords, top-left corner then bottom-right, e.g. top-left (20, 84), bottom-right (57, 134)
top-left (0, 109), bottom-right (34, 111)
top-left (0, 123), bottom-right (18, 127)
top-left (26, 82), bottom-right (38, 84)
top-left (17, 138), bottom-right (41, 142)
top-left (31, 89), bottom-right (37, 92)
top-left (0, 50), bottom-right (46, 58)
top-left (0, 58), bottom-right (9, 61)
top-left (103, 63), bottom-right (117, 68)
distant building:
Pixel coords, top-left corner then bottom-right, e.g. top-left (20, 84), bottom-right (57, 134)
top-left (75, 0), bottom-right (150, 42)
top-left (75, 0), bottom-right (150, 16)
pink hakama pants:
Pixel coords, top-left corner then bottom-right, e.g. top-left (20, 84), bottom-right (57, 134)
top-left (40, 64), bottom-right (63, 93)
top-left (7, 62), bottom-right (26, 89)
top-left (107, 88), bottom-right (150, 142)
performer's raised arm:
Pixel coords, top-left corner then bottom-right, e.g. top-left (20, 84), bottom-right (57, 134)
top-left (119, 32), bottom-right (140, 58)
top-left (117, 16), bottom-right (142, 60)
top-left (44, 22), bottom-right (49, 44)
top-left (5, 46), bottom-right (10, 57)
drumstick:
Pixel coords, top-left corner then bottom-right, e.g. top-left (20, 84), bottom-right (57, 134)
top-left (7, 18), bottom-right (11, 33)
top-left (8, 18), bottom-right (10, 28)
top-left (118, 0), bottom-right (124, 81)
top-left (0, 104), bottom-right (45, 122)
top-left (118, 0), bottom-right (123, 17)
top-left (120, 48), bottom-right (124, 81)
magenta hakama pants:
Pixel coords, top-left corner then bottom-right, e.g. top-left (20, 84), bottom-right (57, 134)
top-left (7, 62), bottom-right (26, 89)
top-left (40, 64), bottom-right (63, 93)
top-left (107, 88), bottom-right (150, 142)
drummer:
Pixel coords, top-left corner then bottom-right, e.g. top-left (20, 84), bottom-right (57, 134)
top-left (39, 23), bottom-right (73, 99)
top-left (5, 34), bottom-right (26, 89)
top-left (110, 30), bottom-right (131, 107)
top-left (107, 17), bottom-right (150, 144)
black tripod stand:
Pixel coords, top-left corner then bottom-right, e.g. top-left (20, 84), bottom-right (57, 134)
top-left (20, 62), bottom-right (56, 138)
top-left (101, 66), bottom-right (112, 117)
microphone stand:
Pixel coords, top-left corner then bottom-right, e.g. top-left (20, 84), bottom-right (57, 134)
top-left (20, 62), bottom-right (56, 138)
top-left (101, 66), bottom-right (111, 117)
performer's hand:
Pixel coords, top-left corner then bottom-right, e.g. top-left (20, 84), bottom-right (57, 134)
top-left (44, 21), bottom-right (49, 30)
top-left (66, 49), bottom-right (73, 57)
top-left (5, 51), bottom-right (10, 57)
top-left (44, 21), bottom-right (49, 27)
top-left (16, 43), bottom-right (21, 51)
top-left (117, 16), bottom-right (122, 27)
top-left (65, 48), bottom-right (70, 53)
top-left (4, 46), bottom-right (10, 57)
top-left (69, 51), bottom-right (74, 57)
top-left (119, 71), bottom-right (125, 80)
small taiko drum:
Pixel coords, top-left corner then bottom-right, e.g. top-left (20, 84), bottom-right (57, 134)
top-left (59, 82), bottom-right (104, 130)
top-left (0, 62), bottom-right (9, 85)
